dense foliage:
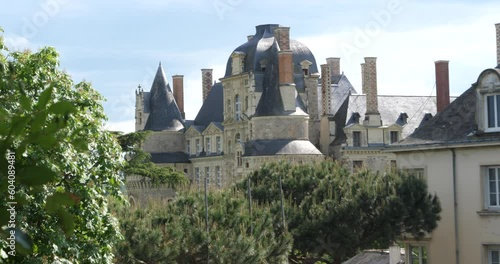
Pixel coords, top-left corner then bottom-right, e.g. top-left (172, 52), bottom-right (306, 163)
top-left (112, 189), bottom-right (292, 263)
top-left (238, 162), bottom-right (441, 264)
top-left (0, 30), bottom-right (124, 263)
top-left (114, 131), bottom-right (187, 188)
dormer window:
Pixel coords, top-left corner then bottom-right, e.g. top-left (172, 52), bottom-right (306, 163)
top-left (259, 59), bottom-right (268, 72)
top-left (486, 94), bottom-right (500, 130)
top-left (477, 70), bottom-right (500, 132)
top-left (300, 60), bottom-right (313, 76)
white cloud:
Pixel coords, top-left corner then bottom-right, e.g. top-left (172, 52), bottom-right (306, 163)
top-left (297, 12), bottom-right (499, 97)
top-left (104, 119), bottom-right (135, 133)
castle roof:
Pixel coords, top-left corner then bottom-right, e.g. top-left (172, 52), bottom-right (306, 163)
top-left (244, 139), bottom-right (323, 156)
top-left (143, 63), bottom-right (185, 131)
top-left (253, 41), bottom-right (307, 117)
top-left (194, 82), bottom-right (224, 126)
top-left (224, 24), bottom-right (318, 94)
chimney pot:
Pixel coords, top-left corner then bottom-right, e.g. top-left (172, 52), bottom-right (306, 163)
top-left (172, 75), bottom-right (185, 119)
top-left (435, 60), bottom-right (450, 113)
top-left (201, 69), bottom-right (213, 102)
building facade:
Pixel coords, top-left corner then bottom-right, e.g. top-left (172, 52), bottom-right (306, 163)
top-left (388, 23), bottom-right (500, 264)
top-left (132, 23), bottom-right (445, 189)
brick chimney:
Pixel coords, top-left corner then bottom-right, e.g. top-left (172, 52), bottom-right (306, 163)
top-left (435, 60), bottom-right (450, 113)
top-left (277, 27), bottom-right (295, 112)
top-left (361, 62), bottom-right (367, 94)
top-left (496, 23), bottom-right (500, 66)
top-left (326, 57), bottom-right (341, 77)
top-left (274, 26), bottom-right (290, 50)
top-left (321, 64), bottom-right (331, 115)
top-left (201, 69), bottom-right (213, 102)
top-left (172, 75), bottom-right (185, 118)
top-left (363, 57), bottom-right (382, 126)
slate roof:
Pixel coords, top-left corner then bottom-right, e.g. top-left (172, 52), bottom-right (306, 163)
top-left (244, 139), bottom-right (323, 156)
top-left (143, 92), bottom-right (151, 113)
top-left (253, 40), bottom-right (307, 117)
top-left (150, 152), bottom-right (190, 164)
top-left (143, 63), bottom-right (185, 131)
top-left (346, 94), bottom-right (453, 138)
top-left (342, 251), bottom-right (404, 264)
top-left (194, 82), bottom-right (224, 126)
top-left (393, 85), bottom-right (500, 147)
top-left (224, 24), bottom-right (318, 94)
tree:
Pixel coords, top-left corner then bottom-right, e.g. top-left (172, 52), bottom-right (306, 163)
top-left (238, 162), bottom-right (441, 264)
top-left (0, 31), bottom-right (124, 263)
top-left (112, 188), bottom-right (292, 263)
top-left (113, 131), bottom-right (187, 188)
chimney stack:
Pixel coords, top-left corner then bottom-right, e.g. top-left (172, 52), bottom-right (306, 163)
top-left (274, 27), bottom-right (290, 50)
top-left (435, 60), bottom-right (450, 113)
top-left (496, 23), bottom-right (500, 66)
top-left (389, 245), bottom-right (401, 264)
top-left (326, 57), bottom-right (341, 77)
top-left (247, 35), bottom-right (254, 41)
top-left (364, 57), bottom-right (379, 114)
top-left (361, 62), bottom-right (368, 94)
top-left (201, 69), bottom-right (213, 102)
top-left (277, 26), bottom-right (295, 112)
top-left (363, 57), bottom-right (382, 126)
top-left (321, 64), bottom-right (331, 115)
top-left (172, 75), bottom-right (185, 119)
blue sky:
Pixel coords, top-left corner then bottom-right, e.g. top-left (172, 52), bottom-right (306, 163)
top-left (1, 0), bottom-right (499, 132)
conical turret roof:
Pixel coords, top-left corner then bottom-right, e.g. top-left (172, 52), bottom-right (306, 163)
top-left (144, 63), bottom-right (184, 131)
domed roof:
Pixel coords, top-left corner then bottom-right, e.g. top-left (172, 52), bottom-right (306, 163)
top-left (223, 24), bottom-right (319, 81)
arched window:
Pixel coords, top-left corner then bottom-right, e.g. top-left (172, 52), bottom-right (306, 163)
top-left (235, 95), bottom-right (241, 121)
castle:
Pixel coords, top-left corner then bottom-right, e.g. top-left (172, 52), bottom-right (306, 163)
top-left (133, 24), bottom-right (447, 188)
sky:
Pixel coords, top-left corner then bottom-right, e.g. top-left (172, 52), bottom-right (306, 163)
top-left (1, 0), bottom-right (499, 133)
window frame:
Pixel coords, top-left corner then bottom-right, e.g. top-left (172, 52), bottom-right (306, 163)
top-left (206, 137), bottom-right (211, 155)
top-left (485, 94), bottom-right (500, 132)
top-left (215, 166), bottom-right (222, 188)
top-left (484, 166), bottom-right (500, 211)
top-left (235, 94), bottom-right (242, 121)
top-left (216, 136), bottom-right (222, 154)
top-left (205, 167), bottom-right (210, 186)
top-left (352, 131), bottom-right (361, 147)
top-left (407, 244), bottom-right (428, 264)
top-left (236, 151), bottom-right (243, 167)
top-left (488, 247), bottom-right (500, 264)
top-left (195, 138), bottom-right (201, 155)
top-left (390, 131), bottom-right (399, 144)
top-left (195, 167), bottom-right (200, 188)
top-left (186, 140), bottom-right (191, 156)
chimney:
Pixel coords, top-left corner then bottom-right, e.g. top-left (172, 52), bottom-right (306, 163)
top-left (274, 26), bottom-right (290, 51)
top-left (496, 23), bottom-right (500, 66)
top-left (247, 35), bottom-right (254, 41)
top-left (172, 75), bottom-right (185, 119)
top-left (361, 62), bottom-right (368, 94)
top-left (326, 57), bottom-right (341, 76)
top-left (201, 69), bottom-right (213, 102)
top-left (363, 57), bottom-right (382, 126)
top-left (321, 64), bottom-right (331, 115)
top-left (435, 60), bottom-right (450, 113)
top-left (278, 50), bottom-right (296, 111)
top-left (364, 57), bottom-right (379, 114)
top-left (389, 245), bottom-right (401, 264)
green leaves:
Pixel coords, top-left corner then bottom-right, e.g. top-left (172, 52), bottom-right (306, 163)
top-left (0, 36), bottom-right (123, 263)
top-left (18, 165), bottom-right (56, 186)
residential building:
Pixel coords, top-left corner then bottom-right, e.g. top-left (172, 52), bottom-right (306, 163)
top-left (388, 23), bottom-right (500, 264)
